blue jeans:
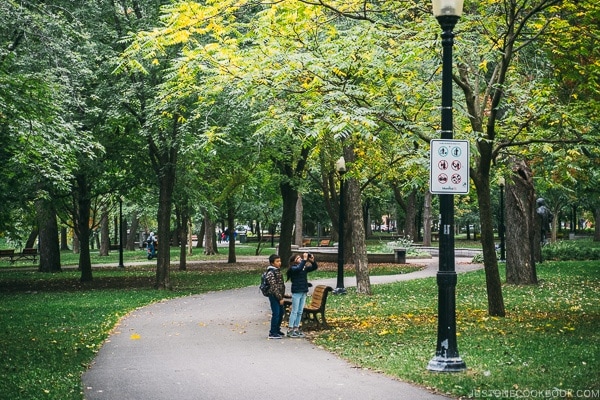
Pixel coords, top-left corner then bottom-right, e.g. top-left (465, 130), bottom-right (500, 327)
top-left (288, 292), bottom-right (307, 329)
top-left (268, 295), bottom-right (284, 335)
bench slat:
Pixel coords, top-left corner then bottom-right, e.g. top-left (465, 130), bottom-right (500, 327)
top-left (302, 285), bottom-right (333, 329)
top-left (15, 248), bottom-right (39, 263)
top-left (283, 285), bottom-right (333, 330)
top-left (0, 249), bottom-right (16, 264)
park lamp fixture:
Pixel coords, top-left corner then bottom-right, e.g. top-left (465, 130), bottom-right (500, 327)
top-left (432, 0), bottom-right (464, 32)
top-left (432, 0), bottom-right (464, 18)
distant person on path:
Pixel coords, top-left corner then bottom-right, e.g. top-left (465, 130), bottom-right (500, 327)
top-left (265, 254), bottom-right (286, 339)
top-left (146, 232), bottom-right (157, 259)
top-left (286, 252), bottom-right (318, 338)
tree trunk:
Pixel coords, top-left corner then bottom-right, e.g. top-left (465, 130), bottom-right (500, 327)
top-left (121, 217), bottom-right (128, 252)
top-left (197, 218), bottom-right (205, 249)
top-left (75, 175), bottom-right (93, 282)
top-left (99, 210), bottom-right (109, 256)
top-left (279, 180), bottom-right (298, 268)
top-left (188, 219), bottom-right (193, 255)
top-left (126, 213), bottom-right (139, 251)
top-left (505, 159), bottom-right (538, 285)
top-left (363, 199), bottom-right (372, 238)
top-left (113, 215), bottom-right (118, 248)
top-left (72, 235), bottom-right (80, 254)
top-left (36, 198), bottom-right (61, 273)
top-left (295, 193), bottom-right (303, 247)
top-left (254, 221), bottom-right (263, 256)
top-left (226, 199), bottom-right (237, 263)
top-left (178, 214), bottom-right (188, 271)
top-left (472, 156), bottom-right (506, 317)
top-left (594, 206), bottom-right (600, 242)
top-left (405, 190), bottom-right (418, 240)
top-left (393, 185), bottom-right (418, 240)
top-left (60, 227), bottom-right (69, 251)
top-left (25, 229), bottom-right (38, 249)
top-left (345, 146), bottom-right (371, 295)
top-left (273, 145), bottom-right (309, 264)
top-left (204, 212), bottom-right (217, 255)
top-left (155, 163), bottom-right (176, 290)
top-left (423, 191), bottom-right (433, 246)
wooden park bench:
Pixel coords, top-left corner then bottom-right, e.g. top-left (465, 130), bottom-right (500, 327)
top-left (15, 248), bottom-right (39, 263)
top-left (318, 239), bottom-right (331, 247)
top-left (283, 285), bottom-right (334, 330)
top-left (302, 285), bottom-right (333, 329)
top-left (0, 249), bottom-right (16, 263)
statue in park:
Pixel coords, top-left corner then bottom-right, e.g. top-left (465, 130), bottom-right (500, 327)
top-left (536, 198), bottom-right (553, 245)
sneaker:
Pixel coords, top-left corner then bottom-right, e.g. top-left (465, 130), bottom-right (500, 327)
top-left (288, 330), bottom-right (300, 338)
top-left (286, 330), bottom-right (294, 338)
top-left (278, 331), bottom-right (285, 336)
top-left (295, 330), bottom-right (306, 338)
top-left (268, 333), bottom-right (283, 339)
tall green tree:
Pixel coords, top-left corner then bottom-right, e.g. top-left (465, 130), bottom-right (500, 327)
top-left (0, 1), bottom-right (101, 274)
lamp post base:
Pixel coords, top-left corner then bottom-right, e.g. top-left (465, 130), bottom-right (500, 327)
top-left (333, 287), bottom-right (347, 295)
top-left (427, 356), bottom-right (467, 372)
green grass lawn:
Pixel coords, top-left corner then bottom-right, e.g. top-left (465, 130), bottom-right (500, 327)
top-left (0, 241), bottom-right (598, 399)
top-left (0, 244), bottom-right (273, 269)
top-left (312, 260), bottom-right (600, 398)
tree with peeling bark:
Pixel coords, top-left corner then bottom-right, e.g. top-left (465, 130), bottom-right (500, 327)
top-left (504, 158), bottom-right (538, 285)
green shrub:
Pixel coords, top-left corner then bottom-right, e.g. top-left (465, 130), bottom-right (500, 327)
top-left (369, 237), bottom-right (426, 257)
top-left (472, 252), bottom-right (485, 263)
top-left (469, 239), bottom-right (600, 263)
top-left (543, 239), bottom-right (600, 261)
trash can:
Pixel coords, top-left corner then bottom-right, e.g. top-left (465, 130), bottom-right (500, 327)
top-left (239, 233), bottom-right (247, 243)
top-left (394, 248), bottom-right (406, 264)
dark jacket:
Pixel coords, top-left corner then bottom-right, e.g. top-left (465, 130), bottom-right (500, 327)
top-left (288, 259), bottom-right (318, 293)
top-left (265, 266), bottom-right (286, 300)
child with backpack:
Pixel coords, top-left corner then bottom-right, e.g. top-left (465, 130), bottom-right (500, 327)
top-left (263, 254), bottom-right (286, 339)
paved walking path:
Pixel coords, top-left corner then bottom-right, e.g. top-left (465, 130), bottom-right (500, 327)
top-left (82, 257), bottom-right (482, 400)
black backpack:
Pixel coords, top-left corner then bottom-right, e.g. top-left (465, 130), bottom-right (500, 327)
top-left (259, 270), bottom-right (270, 296)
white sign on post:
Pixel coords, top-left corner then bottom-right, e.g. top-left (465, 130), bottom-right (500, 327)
top-left (430, 139), bottom-right (470, 194)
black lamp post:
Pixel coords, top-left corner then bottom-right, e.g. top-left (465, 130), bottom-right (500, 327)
top-left (427, 0), bottom-right (466, 373)
top-left (334, 156), bottom-right (346, 295)
top-left (499, 177), bottom-right (506, 262)
top-left (118, 197), bottom-right (125, 268)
